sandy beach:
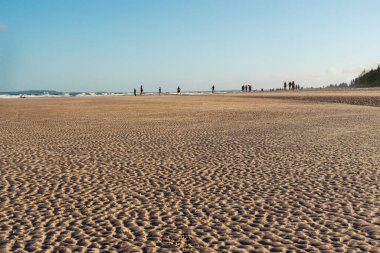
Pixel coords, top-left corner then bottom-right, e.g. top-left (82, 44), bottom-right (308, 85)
top-left (0, 90), bottom-right (379, 252)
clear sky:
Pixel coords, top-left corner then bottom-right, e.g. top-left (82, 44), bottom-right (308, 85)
top-left (1, 0), bottom-right (380, 92)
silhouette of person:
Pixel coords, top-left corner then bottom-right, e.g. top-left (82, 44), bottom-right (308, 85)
top-left (134, 88), bottom-right (137, 96)
top-left (140, 85), bottom-right (143, 95)
top-left (284, 82), bottom-right (287, 90)
top-left (177, 86), bottom-right (181, 95)
top-left (245, 85), bottom-right (248, 92)
top-left (242, 85), bottom-right (244, 92)
top-left (212, 85), bottom-right (215, 93)
top-left (159, 87), bottom-right (161, 96)
top-left (248, 85), bottom-right (252, 92)
top-left (292, 81), bottom-right (295, 90)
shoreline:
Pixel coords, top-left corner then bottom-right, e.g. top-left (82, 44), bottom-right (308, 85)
top-left (2, 89), bottom-right (380, 108)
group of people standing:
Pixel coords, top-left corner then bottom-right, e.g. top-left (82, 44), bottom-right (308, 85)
top-left (133, 83), bottom-right (303, 95)
top-left (241, 85), bottom-right (253, 92)
top-left (284, 81), bottom-right (300, 90)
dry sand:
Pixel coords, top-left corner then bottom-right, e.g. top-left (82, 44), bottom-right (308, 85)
top-left (0, 90), bottom-right (379, 252)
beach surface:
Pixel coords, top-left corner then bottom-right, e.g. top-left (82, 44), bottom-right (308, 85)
top-left (0, 90), bottom-right (379, 252)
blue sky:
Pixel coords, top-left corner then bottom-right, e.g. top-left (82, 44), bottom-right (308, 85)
top-left (1, 0), bottom-right (380, 92)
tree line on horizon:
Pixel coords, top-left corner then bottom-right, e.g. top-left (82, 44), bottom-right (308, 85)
top-left (326, 64), bottom-right (380, 88)
top-left (350, 64), bottom-right (380, 88)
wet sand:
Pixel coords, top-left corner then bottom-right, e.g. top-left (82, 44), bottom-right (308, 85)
top-left (251, 88), bottom-right (380, 107)
top-left (0, 90), bottom-right (379, 252)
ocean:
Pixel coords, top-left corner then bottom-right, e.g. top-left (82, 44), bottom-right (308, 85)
top-left (0, 90), bottom-right (235, 99)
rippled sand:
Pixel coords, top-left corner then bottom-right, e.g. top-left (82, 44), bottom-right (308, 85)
top-left (1, 90), bottom-right (379, 252)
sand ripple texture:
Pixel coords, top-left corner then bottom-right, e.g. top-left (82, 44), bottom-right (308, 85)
top-left (0, 91), bottom-right (379, 252)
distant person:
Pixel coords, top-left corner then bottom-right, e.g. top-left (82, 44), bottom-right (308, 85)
top-left (177, 86), bottom-right (181, 95)
top-left (292, 81), bottom-right (295, 90)
top-left (284, 82), bottom-right (287, 90)
top-left (242, 85), bottom-right (244, 92)
top-left (248, 85), bottom-right (252, 92)
top-left (140, 85), bottom-right (143, 95)
top-left (245, 85), bottom-right (248, 92)
top-left (159, 87), bottom-right (162, 96)
top-left (212, 85), bottom-right (215, 93)
top-left (134, 88), bottom-right (137, 96)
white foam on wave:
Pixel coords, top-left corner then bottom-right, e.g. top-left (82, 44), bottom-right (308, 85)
top-left (0, 95), bottom-right (20, 99)
top-left (0, 90), bottom-right (236, 99)
top-left (0, 94), bottom-right (69, 99)
top-left (75, 93), bottom-right (88, 97)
